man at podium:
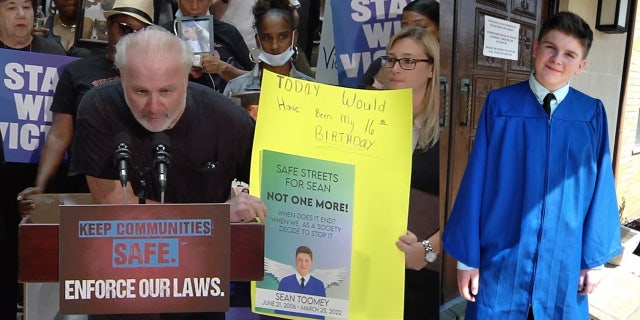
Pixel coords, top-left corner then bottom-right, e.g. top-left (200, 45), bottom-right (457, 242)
top-left (70, 25), bottom-right (266, 221)
top-left (69, 26), bottom-right (266, 319)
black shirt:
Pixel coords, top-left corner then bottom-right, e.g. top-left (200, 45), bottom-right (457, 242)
top-left (71, 80), bottom-right (256, 203)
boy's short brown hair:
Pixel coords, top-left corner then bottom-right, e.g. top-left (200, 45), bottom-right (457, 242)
top-left (538, 11), bottom-right (593, 58)
top-left (296, 245), bottom-right (313, 260)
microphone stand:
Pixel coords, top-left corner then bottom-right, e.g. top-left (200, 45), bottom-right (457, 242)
top-left (113, 132), bottom-right (132, 204)
top-left (152, 134), bottom-right (171, 204)
top-left (138, 179), bottom-right (146, 204)
top-left (155, 155), bottom-right (170, 203)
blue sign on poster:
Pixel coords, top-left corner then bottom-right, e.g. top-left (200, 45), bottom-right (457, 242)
top-left (0, 48), bottom-right (77, 163)
top-left (331, 0), bottom-right (408, 88)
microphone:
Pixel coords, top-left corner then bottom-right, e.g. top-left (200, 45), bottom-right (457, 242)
top-left (113, 132), bottom-right (132, 188)
top-left (151, 132), bottom-right (172, 203)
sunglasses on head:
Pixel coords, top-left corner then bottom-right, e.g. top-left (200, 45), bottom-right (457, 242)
top-left (117, 22), bottom-right (137, 36)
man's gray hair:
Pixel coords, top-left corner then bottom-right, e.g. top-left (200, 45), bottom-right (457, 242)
top-left (114, 26), bottom-right (194, 74)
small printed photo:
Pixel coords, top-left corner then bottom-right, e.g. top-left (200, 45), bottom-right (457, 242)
top-left (178, 17), bottom-right (214, 54)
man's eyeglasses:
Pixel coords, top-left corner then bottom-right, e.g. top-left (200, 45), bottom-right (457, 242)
top-left (380, 56), bottom-right (432, 70)
top-left (117, 22), bottom-right (137, 36)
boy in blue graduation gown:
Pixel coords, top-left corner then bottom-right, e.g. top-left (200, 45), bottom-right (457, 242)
top-left (442, 11), bottom-right (622, 320)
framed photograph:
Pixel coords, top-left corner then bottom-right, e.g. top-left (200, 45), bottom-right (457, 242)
top-left (75, 0), bottom-right (116, 48)
top-left (176, 16), bottom-right (215, 54)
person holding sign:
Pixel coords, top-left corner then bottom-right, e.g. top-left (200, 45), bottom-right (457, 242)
top-left (223, 0), bottom-right (314, 102)
top-left (0, 0), bottom-right (65, 54)
top-left (443, 12), bottom-right (621, 319)
top-left (163, 0), bottom-right (252, 93)
top-left (17, 0), bottom-right (155, 217)
top-left (384, 27), bottom-right (441, 319)
top-left (0, 0), bottom-right (66, 318)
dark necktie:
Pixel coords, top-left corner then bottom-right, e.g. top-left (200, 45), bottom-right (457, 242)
top-left (300, 278), bottom-right (305, 289)
top-left (542, 93), bottom-right (555, 116)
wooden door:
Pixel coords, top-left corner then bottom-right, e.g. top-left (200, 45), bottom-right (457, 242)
top-left (440, 0), bottom-right (546, 301)
top-left (438, 0), bottom-right (455, 304)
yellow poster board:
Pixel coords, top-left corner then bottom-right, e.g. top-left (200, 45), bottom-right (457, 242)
top-left (251, 70), bottom-right (412, 319)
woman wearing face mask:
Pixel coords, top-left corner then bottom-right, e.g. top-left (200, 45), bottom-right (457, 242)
top-left (222, 0), bottom-right (314, 99)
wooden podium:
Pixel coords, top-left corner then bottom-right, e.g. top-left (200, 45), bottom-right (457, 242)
top-left (18, 194), bottom-right (265, 283)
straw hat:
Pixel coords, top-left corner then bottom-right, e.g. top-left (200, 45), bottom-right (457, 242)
top-left (103, 0), bottom-right (155, 26)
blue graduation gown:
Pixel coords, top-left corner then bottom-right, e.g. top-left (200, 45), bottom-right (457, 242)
top-left (442, 81), bottom-right (622, 319)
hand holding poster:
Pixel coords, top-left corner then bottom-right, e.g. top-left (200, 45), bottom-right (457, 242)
top-left (250, 70), bottom-right (413, 319)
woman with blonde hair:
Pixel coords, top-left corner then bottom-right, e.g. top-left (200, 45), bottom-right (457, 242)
top-left (386, 27), bottom-right (440, 150)
top-left (387, 26), bottom-right (441, 319)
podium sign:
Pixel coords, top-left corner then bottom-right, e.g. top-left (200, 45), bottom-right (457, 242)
top-left (58, 204), bottom-right (230, 315)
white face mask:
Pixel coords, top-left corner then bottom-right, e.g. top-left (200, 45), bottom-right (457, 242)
top-left (257, 31), bottom-right (296, 67)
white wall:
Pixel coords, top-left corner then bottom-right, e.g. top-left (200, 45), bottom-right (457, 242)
top-left (563, 0), bottom-right (626, 148)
